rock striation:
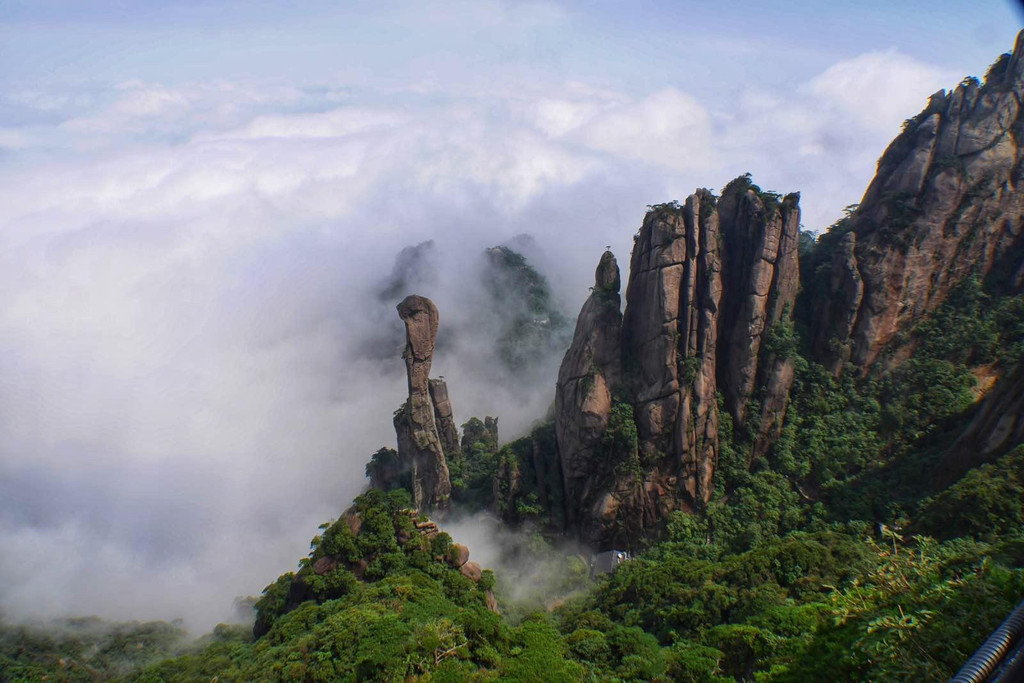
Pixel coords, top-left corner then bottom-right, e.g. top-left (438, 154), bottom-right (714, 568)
top-left (812, 33), bottom-right (1024, 371)
top-left (716, 182), bottom-right (801, 458)
top-left (555, 250), bottom-right (623, 539)
top-left (394, 295), bottom-right (453, 510)
top-left (555, 181), bottom-right (801, 547)
top-left (621, 193), bottom-right (721, 516)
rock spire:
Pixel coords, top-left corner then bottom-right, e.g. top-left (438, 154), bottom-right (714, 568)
top-left (394, 295), bottom-right (453, 510)
top-left (554, 180), bottom-right (801, 547)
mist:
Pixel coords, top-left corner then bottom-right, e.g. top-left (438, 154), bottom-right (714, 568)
top-left (0, 2), bottom-right (1014, 632)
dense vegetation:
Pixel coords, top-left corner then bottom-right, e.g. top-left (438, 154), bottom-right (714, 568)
top-left (483, 246), bottom-right (572, 374)
top-left (8, 205), bottom-right (1024, 681)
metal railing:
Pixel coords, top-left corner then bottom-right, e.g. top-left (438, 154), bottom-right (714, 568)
top-left (952, 599), bottom-right (1024, 682)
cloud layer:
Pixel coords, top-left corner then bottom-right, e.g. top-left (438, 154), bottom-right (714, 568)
top-left (0, 30), bottom-right (971, 629)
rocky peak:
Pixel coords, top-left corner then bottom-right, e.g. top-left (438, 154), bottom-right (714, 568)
top-left (555, 182), bottom-right (800, 548)
top-left (812, 33), bottom-right (1024, 371)
top-left (554, 250), bottom-right (623, 541)
top-left (620, 191), bottom-right (722, 512)
top-left (394, 295), bottom-right (452, 510)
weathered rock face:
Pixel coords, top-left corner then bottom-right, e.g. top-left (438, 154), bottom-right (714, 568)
top-left (716, 183), bottom-right (801, 458)
top-left (621, 192), bottom-right (722, 513)
top-left (554, 251), bottom-right (623, 537)
top-left (394, 295), bottom-right (452, 510)
top-left (428, 379), bottom-right (461, 463)
top-left (938, 364), bottom-right (1024, 486)
top-left (555, 184), bottom-right (800, 547)
top-left (813, 34), bottom-right (1024, 371)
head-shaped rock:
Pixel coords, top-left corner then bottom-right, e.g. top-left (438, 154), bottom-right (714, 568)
top-left (397, 295), bottom-right (440, 390)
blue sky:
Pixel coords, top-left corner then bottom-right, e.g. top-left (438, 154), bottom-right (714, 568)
top-left (1, 1), bottom-right (1018, 94)
top-left (0, 1), bottom-right (1020, 629)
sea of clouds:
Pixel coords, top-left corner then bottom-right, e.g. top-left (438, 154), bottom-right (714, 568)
top-left (0, 15), bottom-right (966, 629)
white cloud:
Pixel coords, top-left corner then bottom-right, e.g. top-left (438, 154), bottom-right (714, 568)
top-left (808, 49), bottom-right (956, 132)
top-left (224, 107), bottom-right (411, 140)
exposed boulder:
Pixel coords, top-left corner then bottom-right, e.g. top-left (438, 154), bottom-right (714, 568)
top-left (342, 509), bottom-right (362, 537)
top-left (812, 33), bottom-right (1024, 371)
top-left (394, 295), bottom-right (452, 510)
top-left (447, 543), bottom-right (470, 568)
top-left (311, 557), bottom-right (338, 575)
top-left (459, 561), bottom-right (483, 582)
top-left (485, 590), bottom-right (500, 614)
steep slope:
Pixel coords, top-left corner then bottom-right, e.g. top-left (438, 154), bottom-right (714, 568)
top-left (812, 32), bottom-right (1024, 372)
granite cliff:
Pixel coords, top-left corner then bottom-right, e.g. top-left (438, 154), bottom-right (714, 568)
top-left (555, 180), bottom-right (800, 547)
top-left (812, 31), bottom-right (1024, 372)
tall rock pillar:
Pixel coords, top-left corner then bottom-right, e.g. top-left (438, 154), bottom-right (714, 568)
top-left (394, 295), bottom-right (452, 510)
top-left (554, 251), bottom-right (623, 539)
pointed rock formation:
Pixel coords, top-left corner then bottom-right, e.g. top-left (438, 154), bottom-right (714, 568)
top-left (555, 251), bottom-right (623, 539)
top-left (555, 183), bottom-right (800, 547)
top-left (622, 192), bottom-right (722, 511)
top-left (813, 33), bottom-right (1024, 370)
top-left (394, 295), bottom-right (452, 510)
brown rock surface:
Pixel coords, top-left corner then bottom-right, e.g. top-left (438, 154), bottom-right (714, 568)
top-left (716, 182), bottom-right (800, 430)
top-left (429, 379), bottom-right (461, 461)
top-left (938, 364), bottom-right (1024, 485)
top-left (622, 191), bottom-right (723, 507)
top-left (448, 543), bottom-right (470, 568)
top-left (485, 590), bottom-right (500, 614)
top-left (342, 508), bottom-right (362, 537)
top-left (554, 183), bottom-right (801, 548)
top-left (716, 183), bottom-right (801, 458)
top-left (459, 561), bottom-right (483, 582)
top-left (311, 557), bottom-right (338, 575)
top-left (394, 295), bottom-right (452, 510)
top-left (554, 250), bottom-right (623, 534)
top-left (813, 33), bottom-right (1024, 370)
